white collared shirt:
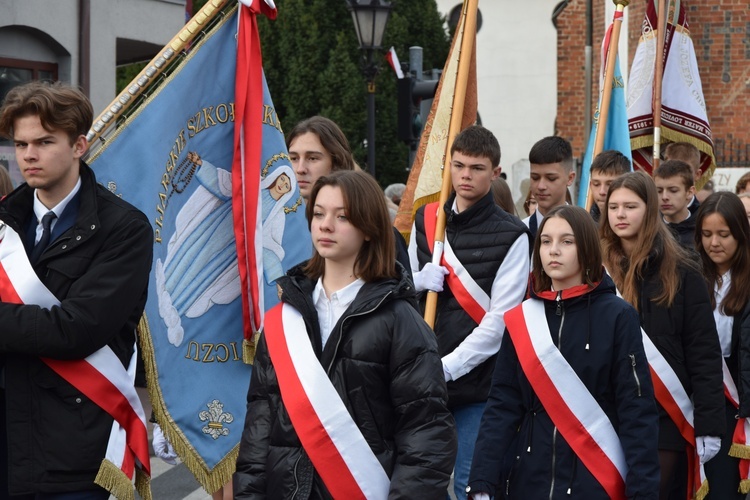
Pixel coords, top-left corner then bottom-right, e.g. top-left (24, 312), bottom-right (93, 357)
top-left (32, 177), bottom-right (82, 244)
top-left (713, 271), bottom-right (733, 357)
top-left (313, 277), bottom-right (365, 348)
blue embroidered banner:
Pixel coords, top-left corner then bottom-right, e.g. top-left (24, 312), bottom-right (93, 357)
top-left (88, 6), bottom-right (310, 490)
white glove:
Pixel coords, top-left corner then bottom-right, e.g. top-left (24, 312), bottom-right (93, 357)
top-left (414, 263), bottom-right (449, 292)
top-left (152, 423), bottom-right (178, 465)
top-left (695, 435), bottom-right (721, 464)
top-left (470, 493), bottom-right (490, 500)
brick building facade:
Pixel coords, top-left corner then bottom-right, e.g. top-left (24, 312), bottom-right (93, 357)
top-left (556, 0), bottom-right (749, 169)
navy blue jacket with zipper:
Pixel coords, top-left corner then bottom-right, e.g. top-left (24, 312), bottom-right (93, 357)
top-left (467, 275), bottom-right (660, 499)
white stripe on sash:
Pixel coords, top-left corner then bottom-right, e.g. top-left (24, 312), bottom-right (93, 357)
top-left (442, 236), bottom-right (490, 313)
top-left (281, 304), bottom-right (390, 499)
top-left (0, 225), bottom-right (58, 307)
top-left (521, 300), bottom-right (628, 480)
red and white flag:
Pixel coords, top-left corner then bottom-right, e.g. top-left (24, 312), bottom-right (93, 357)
top-left (385, 46), bottom-right (404, 79)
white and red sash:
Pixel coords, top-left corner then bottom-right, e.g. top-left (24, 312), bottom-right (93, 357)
top-left (0, 223), bottom-right (151, 500)
top-left (504, 299), bottom-right (628, 500)
top-left (640, 331), bottom-right (708, 498)
top-left (722, 361), bottom-right (750, 493)
top-left (423, 202), bottom-right (489, 324)
top-left (263, 302), bottom-right (389, 499)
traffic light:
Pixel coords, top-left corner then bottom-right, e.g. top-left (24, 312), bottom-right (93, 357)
top-left (397, 77), bottom-right (437, 144)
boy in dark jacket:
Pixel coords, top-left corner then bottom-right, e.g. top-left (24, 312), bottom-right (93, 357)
top-left (587, 149), bottom-right (631, 223)
top-left (654, 160), bottom-right (698, 250)
top-left (0, 82), bottom-right (153, 498)
top-left (409, 126), bottom-right (530, 499)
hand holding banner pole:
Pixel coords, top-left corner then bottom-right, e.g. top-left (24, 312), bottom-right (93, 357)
top-left (424, 0), bottom-right (478, 329)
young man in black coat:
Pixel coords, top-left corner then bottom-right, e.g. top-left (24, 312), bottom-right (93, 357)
top-left (0, 82), bottom-right (153, 498)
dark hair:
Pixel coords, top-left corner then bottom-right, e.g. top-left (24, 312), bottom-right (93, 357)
top-left (532, 205), bottom-right (603, 292)
top-left (450, 125), bottom-right (501, 167)
top-left (695, 191), bottom-right (750, 315)
top-left (664, 142), bottom-right (700, 172)
top-left (590, 150), bottom-right (631, 176)
top-left (599, 171), bottom-right (696, 309)
top-left (304, 171), bottom-right (397, 282)
top-left (0, 166), bottom-right (12, 197)
top-left (491, 177), bottom-right (515, 215)
top-left (0, 81), bottom-right (92, 144)
top-left (653, 159), bottom-right (694, 189)
top-left (286, 116), bottom-right (355, 172)
top-left (528, 136), bottom-right (574, 173)
top-left (736, 172), bottom-right (750, 194)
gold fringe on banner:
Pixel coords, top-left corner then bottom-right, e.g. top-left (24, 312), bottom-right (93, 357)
top-left (138, 315), bottom-right (240, 494)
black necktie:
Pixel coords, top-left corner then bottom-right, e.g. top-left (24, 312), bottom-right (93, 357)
top-left (30, 211), bottom-right (57, 264)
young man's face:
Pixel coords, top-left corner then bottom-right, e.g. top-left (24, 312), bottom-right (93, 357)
top-left (529, 162), bottom-right (574, 215)
top-left (13, 114), bottom-right (84, 208)
top-left (450, 151), bottom-right (499, 212)
top-left (288, 132), bottom-right (333, 201)
top-left (655, 175), bottom-right (694, 223)
top-left (590, 171), bottom-right (620, 212)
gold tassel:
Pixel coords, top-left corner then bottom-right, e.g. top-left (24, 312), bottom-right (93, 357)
top-left (135, 468), bottom-right (153, 500)
top-left (695, 478), bottom-right (709, 500)
top-left (242, 332), bottom-right (260, 365)
top-left (739, 478), bottom-right (750, 494)
top-left (95, 459), bottom-right (135, 500)
top-left (729, 442), bottom-right (750, 460)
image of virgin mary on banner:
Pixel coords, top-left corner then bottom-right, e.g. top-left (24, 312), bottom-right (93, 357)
top-left (87, 2), bottom-right (310, 492)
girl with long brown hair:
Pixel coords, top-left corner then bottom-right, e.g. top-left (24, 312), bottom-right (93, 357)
top-left (695, 191), bottom-right (750, 499)
top-left (234, 171), bottom-right (456, 498)
top-left (600, 171), bottom-right (724, 499)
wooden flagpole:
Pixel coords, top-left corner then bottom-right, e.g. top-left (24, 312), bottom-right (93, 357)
top-left (85, 0), bottom-right (231, 146)
top-left (652, 0), bottom-right (667, 169)
top-left (585, 0), bottom-right (629, 211)
top-left (423, 0), bottom-right (478, 329)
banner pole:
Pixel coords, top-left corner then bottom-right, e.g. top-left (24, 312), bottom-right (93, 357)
top-left (423, 0), bottom-right (478, 329)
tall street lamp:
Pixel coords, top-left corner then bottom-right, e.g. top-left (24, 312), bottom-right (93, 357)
top-left (347, 0), bottom-right (392, 179)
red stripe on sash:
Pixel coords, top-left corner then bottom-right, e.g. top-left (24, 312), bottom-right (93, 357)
top-left (42, 357), bottom-right (150, 475)
top-left (0, 261), bottom-right (22, 304)
top-left (505, 305), bottom-right (627, 500)
top-left (264, 304), bottom-right (367, 499)
top-left (423, 202), bottom-right (486, 324)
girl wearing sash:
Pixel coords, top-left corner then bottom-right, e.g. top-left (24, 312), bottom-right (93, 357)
top-left (234, 170), bottom-right (457, 499)
top-left (695, 191), bottom-right (750, 499)
top-left (601, 172), bottom-right (725, 499)
top-left (467, 205), bottom-right (659, 499)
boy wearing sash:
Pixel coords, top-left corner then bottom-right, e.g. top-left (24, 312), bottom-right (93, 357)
top-left (0, 82), bottom-right (153, 498)
top-left (468, 206), bottom-right (660, 499)
top-left (409, 126), bottom-right (530, 500)
top-left (523, 136), bottom-right (575, 239)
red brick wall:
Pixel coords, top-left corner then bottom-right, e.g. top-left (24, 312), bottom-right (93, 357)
top-left (557, 0), bottom-right (750, 168)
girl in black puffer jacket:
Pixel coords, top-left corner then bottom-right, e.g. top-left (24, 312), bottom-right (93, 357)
top-left (233, 171), bottom-right (457, 499)
top-left (600, 172), bottom-right (725, 499)
top-left (695, 191), bottom-right (750, 499)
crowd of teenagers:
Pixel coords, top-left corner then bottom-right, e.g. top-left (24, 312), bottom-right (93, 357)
top-left (2, 80), bottom-right (750, 500)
